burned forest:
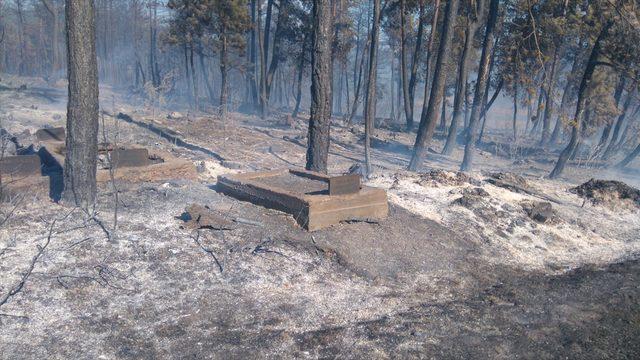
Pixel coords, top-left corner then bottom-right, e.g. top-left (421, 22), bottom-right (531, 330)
top-left (1, 0), bottom-right (640, 358)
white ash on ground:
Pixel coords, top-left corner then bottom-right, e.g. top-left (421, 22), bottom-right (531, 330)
top-left (367, 170), bottom-right (640, 272)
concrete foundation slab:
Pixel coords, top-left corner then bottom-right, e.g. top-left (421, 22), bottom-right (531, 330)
top-left (0, 155), bottom-right (41, 177)
top-left (110, 148), bottom-right (150, 168)
top-left (217, 169), bottom-right (388, 231)
top-left (36, 127), bottom-right (65, 142)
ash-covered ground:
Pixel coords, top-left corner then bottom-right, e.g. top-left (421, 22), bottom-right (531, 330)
top-left (1, 75), bottom-right (639, 358)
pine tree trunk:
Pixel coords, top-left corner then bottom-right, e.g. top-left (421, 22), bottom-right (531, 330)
top-left (477, 78), bottom-right (503, 144)
top-left (512, 80), bottom-right (519, 140)
top-left (220, 35), bottom-right (229, 118)
top-left (305, 0), bottom-right (333, 173)
top-left (407, 2), bottom-right (426, 131)
top-left (363, 0), bottom-right (381, 175)
top-left (420, 0), bottom-right (442, 109)
top-left (460, 0), bottom-right (500, 172)
top-left (602, 88), bottom-right (635, 159)
top-left (549, 22), bottom-right (611, 179)
top-left (442, 15), bottom-right (474, 155)
top-left (248, 0), bottom-right (259, 107)
top-left (63, 0), bottom-right (99, 208)
top-left (190, 47), bottom-right (199, 111)
top-left (408, 0), bottom-right (459, 171)
top-left (399, 0), bottom-right (411, 129)
top-left (540, 48), bottom-right (559, 146)
top-left (199, 51), bottom-right (215, 104)
top-left (257, 0), bottom-right (268, 119)
top-left (41, 0), bottom-right (60, 75)
top-left (347, 32), bottom-right (370, 124)
top-left (598, 77), bottom-right (625, 148)
top-left (616, 143), bottom-right (640, 169)
top-left (266, 0), bottom-right (286, 100)
top-left (550, 46), bottom-right (584, 144)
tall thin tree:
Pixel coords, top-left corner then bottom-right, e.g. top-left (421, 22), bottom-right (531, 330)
top-left (305, 0), bottom-right (333, 173)
top-left (460, 0), bottom-right (500, 172)
top-left (64, 0), bottom-right (99, 208)
top-left (408, 0), bottom-right (460, 171)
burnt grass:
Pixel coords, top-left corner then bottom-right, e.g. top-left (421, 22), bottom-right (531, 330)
top-left (1, 179), bottom-right (639, 359)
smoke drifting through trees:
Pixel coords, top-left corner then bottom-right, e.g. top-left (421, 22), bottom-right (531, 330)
top-left (1, 0), bottom-right (639, 177)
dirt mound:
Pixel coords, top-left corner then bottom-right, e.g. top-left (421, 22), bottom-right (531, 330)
top-left (570, 179), bottom-right (640, 210)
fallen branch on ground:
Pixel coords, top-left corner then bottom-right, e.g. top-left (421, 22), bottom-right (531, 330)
top-left (0, 218), bottom-right (56, 308)
top-left (191, 231), bottom-right (223, 273)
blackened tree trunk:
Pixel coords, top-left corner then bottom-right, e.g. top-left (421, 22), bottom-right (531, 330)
top-left (477, 77), bottom-right (503, 144)
top-left (407, 0), bottom-right (459, 171)
top-left (347, 32), bottom-right (370, 124)
top-left (540, 50), bottom-right (558, 146)
top-left (219, 35), bottom-right (229, 118)
top-left (614, 103), bottom-right (640, 151)
top-left (266, 0), bottom-right (287, 100)
top-left (460, 0), bottom-right (500, 172)
top-left (400, 0), bottom-right (426, 131)
top-left (421, 0), bottom-right (442, 108)
top-left (305, 0), bottom-right (333, 173)
top-left (598, 77), bottom-right (625, 148)
top-left (602, 85), bottom-right (635, 159)
top-left (41, 0), bottom-right (61, 75)
top-left (248, 0), bottom-right (259, 107)
top-left (512, 79), bottom-right (519, 140)
top-left (292, 48), bottom-right (305, 117)
top-left (149, 0), bottom-right (160, 87)
top-left (406, 2), bottom-right (426, 131)
top-left (549, 50), bottom-right (583, 144)
top-left (363, 0), bottom-right (381, 175)
top-left (190, 47), bottom-right (199, 111)
top-left (442, 12), bottom-right (475, 156)
top-left (400, 0), bottom-right (410, 129)
top-left (549, 22), bottom-right (611, 179)
top-left (616, 143), bottom-right (640, 169)
top-left (257, 0), bottom-right (268, 119)
top-left (199, 51), bottom-right (215, 104)
top-left (64, 0), bottom-right (99, 208)
top-left (292, 31), bottom-right (310, 118)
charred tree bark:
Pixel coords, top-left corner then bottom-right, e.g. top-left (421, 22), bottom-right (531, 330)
top-left (199, 51), bottom-right (215, 104)
top-left (602, 87), bottom-right (635, 160)
top-left (443, 12), bottom-right (475, 155)
top-left (149, 0), bottom-right (160, 87)
top-left (41, 0), bottom-right (61, 75)
top-left (266, 0), bottom-right (287, 100)
top-left (406, 2), bottom-right (426, 131)
top-left (219, 35), bottom-right (229, 118)
top-left (400, 0), bottom-right (425, 131)
top-left (363, 0), bottom-right (381, 175)
top-left (257, 0), bottom-right (268, 119)
top-left (421, 0), bottom-right (442, 108)
top-left (549, 22), bottom-right (611, 179)
top-left (248, 0), bottom-right (259, 107)
top-left (408, 0), bottom-right (459, 171)
top-left (63, 0), bottom-right (99, 208)
top-left (460, 0), bottom-right (499, 172)
top-left (598, 76), bottom-right (625, 148)
top-left (347, 32), bottom-right (370, 125)
top-left (477, 77), bottom-right (503, 144)
top-left (616, 143), bottom-right (640, 169)
top-left (540, 48), bottom-right (559, 146)
top-left (512, 79), bottom-right (519, 140)
top-left (305, 0), bottom-right (333, 173)
top-left (292, 48), bottom-right (305, 117)
top-left (549, 48), bottom-right (584, 144)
